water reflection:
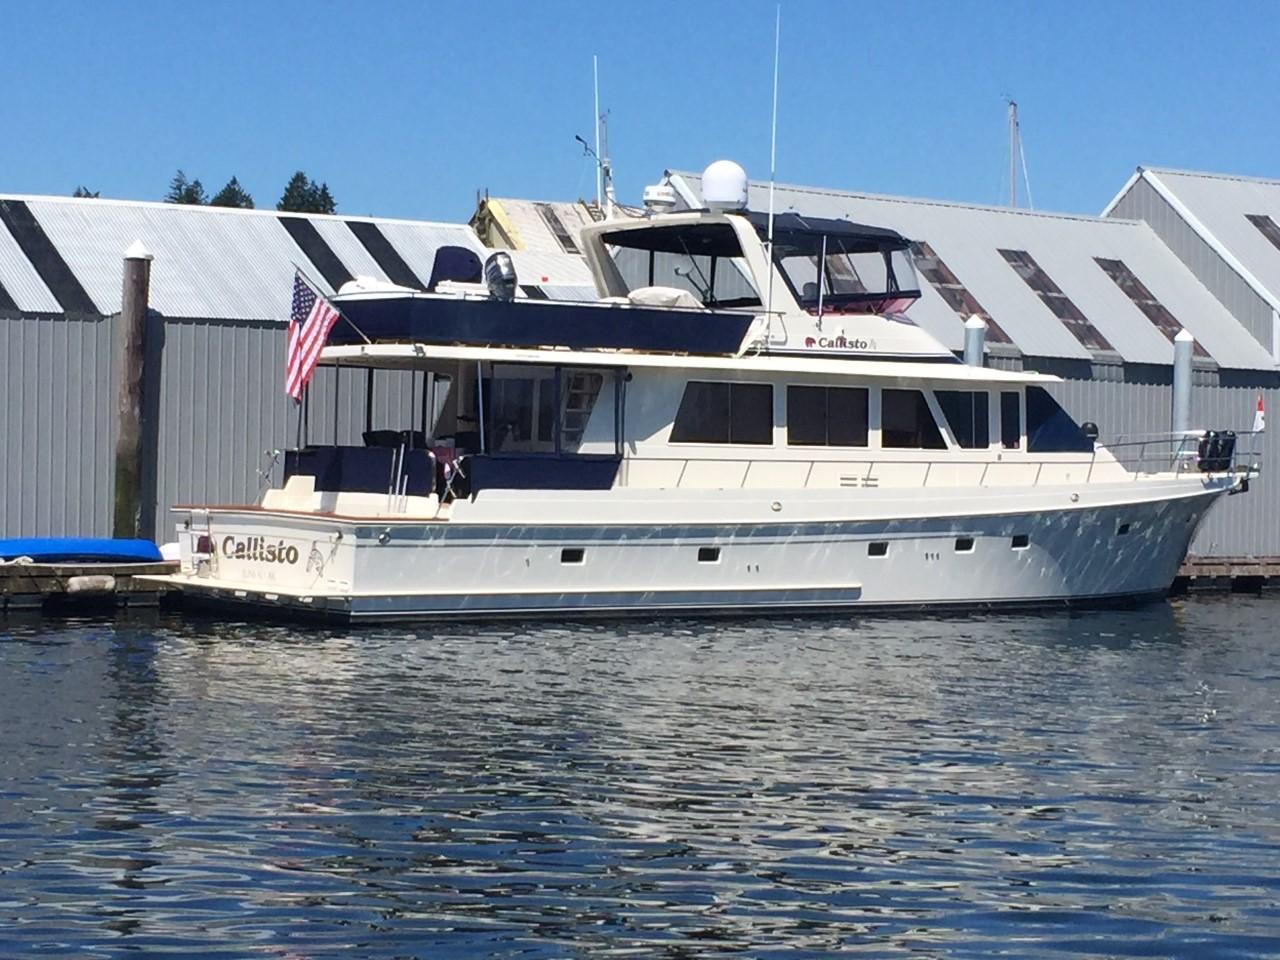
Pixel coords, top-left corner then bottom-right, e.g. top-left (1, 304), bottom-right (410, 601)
top-left (1, 599), bottom-right (1278, 957)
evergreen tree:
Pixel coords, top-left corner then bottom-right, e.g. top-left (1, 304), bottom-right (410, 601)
top-left (312, 182), bottom-right (336, 215)
top-left (276, 171), bottom-right (337, 214)
top-left (165, 169), bottom-right (207, 204)
top-left (209, 176), bottom-right (255, 209)
top-left (277, 171), bottom-right (312, 212)
top-left (72, 186), bottom-right (99, 198)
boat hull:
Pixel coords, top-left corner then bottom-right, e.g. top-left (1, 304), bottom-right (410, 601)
top-left (154, 482), bottom-right (1229, 622)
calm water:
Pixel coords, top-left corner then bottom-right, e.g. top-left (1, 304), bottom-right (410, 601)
top-left (1, 599), bottom-right (1279, 958)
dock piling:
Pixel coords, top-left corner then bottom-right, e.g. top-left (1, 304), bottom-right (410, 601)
top-left (112, 241), bottom-right (154, 539)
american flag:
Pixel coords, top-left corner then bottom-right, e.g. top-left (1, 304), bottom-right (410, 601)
top-left (285, 272), bottom-right (341, 400)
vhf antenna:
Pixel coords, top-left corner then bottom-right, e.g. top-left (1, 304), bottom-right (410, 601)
top-left (575, 55), bottom-right (614, 220)
top-left (764, 5), bottom-right (780, 342)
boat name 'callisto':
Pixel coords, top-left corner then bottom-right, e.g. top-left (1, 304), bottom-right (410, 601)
top-left (219, 536), bottom-right (300, 565)
top-left (804, 335), bottom-right (874, 350)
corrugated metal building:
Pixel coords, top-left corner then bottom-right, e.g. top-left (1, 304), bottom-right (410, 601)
top-left (0, 195), bottom-right (588, 540)
top-left (1104, 167), bottom-right (1280, 360)
top-left (660, 172), bottom-right (1279, 557)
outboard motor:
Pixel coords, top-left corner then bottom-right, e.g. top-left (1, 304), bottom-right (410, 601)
top-left (484, 251), bottom-right (518, 302)
top-left (1197, 430), bottom-right (1219, 473)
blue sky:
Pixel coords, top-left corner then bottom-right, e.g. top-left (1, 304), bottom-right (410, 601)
top-left (5, 0), bottom-right (1278, 223)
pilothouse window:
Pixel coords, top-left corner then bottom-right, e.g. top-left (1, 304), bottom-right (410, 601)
top-left (1000, 391), bottom-right (1022, 449)
top-left (881, 389), bottom-right (946, 449)
top-left (787, 386), bottom-right (869, 447)
top-left (671, 381), bottom-right (773, 445)
top-left (936, 391), bottom-right (990, 449)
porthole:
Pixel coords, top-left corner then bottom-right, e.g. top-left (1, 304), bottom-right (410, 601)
top-left (868, 541), bottom-right (889, 557)
top-left (698, 547), bottom-right (721, 563)
top-left (955, 537), bottom-right (975, 553)
top-left (1116, 522), bottom-right (1131, 536)
top-left (561, 548), bottom-right (585, 564)
top-left (1011, 534), bottom-right (1030, 550)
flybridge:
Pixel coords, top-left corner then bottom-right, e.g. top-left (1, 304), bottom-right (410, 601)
top-left (323, 160), bottom-right (950, 364)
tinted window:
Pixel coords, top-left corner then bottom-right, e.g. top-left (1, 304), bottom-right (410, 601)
top-left (787, 386), bottom-right (869, 447)
top-left (671, 381), bottom-right (773, 444)
top-left (1026, 386), bottom-right (1093, 452)
top-left (881, 389), bottom-right (945, 449)
top-left (936, 391), bottom-right (990, 449)
top-left (1000, 391), bottom-right (1021, 449)
top-left (729, 383), bottom-right (773, 444)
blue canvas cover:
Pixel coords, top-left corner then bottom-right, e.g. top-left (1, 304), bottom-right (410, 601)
top-left (0, 538), bottom-right (163, 563)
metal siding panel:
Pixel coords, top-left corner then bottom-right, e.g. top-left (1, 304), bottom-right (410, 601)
top-left (0, 314), bottom-right (114, 538)
top-left (153, 320), bottom-right (296, 537)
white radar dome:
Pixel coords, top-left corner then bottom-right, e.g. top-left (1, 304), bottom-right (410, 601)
top-left (701, 159), bottom-right (749, 210)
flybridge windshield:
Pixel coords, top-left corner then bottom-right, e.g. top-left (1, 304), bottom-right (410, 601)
top-left (773, 236), bottom-right (921, 315)
top-left (746, 212), bottom-right (922, 315)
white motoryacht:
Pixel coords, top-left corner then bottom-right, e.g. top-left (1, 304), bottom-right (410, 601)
top-left (154, 163), bottom-right (1258, 621)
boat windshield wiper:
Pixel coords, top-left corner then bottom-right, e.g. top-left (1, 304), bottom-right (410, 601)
top-left (675, 237), bottom-right (712, 303)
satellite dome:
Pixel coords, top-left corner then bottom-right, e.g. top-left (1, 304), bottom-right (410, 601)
top-left (701, 159), bottom-right (749, 210)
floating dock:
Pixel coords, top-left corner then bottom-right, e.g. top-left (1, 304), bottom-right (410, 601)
top-left (0, 561), bottom-right (177, 612)
top-left (1174, 557), bottom-right (1280, 594)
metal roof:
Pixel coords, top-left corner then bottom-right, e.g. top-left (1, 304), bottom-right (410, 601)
top-left (0, 195), bottom-right (589, 322)
top-left (1116, 167), bottom-right (1280, 315)
top-left (669, 172), bottom-right (1275, 370)
top-left (484, 198), bottom-right (601, 255)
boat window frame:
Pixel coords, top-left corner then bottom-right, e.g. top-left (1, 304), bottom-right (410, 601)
top-left (1000, 390), bottom-right (1023, 450)
top-left (934, 389), bottom-right (992, 450)
top-left (879, 387), bottom-right (948, 450)
top-left (785, 383), bottom-right (870, 448)
top-left (669, 379), bottom-right (775, 446)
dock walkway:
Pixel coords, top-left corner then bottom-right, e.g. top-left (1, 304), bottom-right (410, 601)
top-left (0, 561), bottom-right (176, 612)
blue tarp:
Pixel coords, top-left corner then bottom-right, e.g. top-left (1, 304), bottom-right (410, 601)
top-left (0, 538), bottom-right (163, 563)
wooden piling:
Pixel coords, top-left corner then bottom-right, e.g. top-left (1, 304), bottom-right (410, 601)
top-left (113, 241), bottom-right (154, 539)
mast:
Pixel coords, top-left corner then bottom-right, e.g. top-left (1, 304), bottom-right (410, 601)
top-left (1005, 99), bottom-right (1034, 210)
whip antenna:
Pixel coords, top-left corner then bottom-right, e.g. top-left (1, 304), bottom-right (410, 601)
top-left (593, 55), bottom-right (602, 213)
top-left (765, 4), bottom-right (780, 342)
